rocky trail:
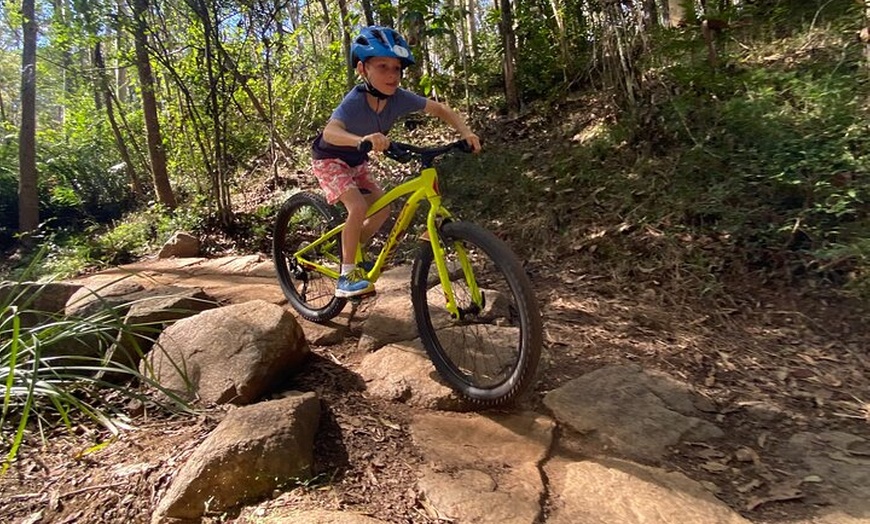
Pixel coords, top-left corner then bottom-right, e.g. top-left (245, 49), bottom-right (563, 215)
top-left (2, 253), bottom-right (868, 524)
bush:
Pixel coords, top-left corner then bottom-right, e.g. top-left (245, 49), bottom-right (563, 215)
top-left (0, 250), bottom-right (193, 473)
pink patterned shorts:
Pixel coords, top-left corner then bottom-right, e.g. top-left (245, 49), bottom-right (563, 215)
top-left (312, 158), bottom-right (381, 205)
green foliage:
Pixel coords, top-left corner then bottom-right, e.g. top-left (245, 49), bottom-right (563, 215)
top-left (513, 2), bottom-right (568, 99)
top-left (0, 97), bottom-right (135, 249)
top-left (0, 250), bottom-right (193, 473)
top-left (563, 14), bottom-right (868, 294)
top-left (0, 135), bottom-right (18, 250)
top-left (270, 34), bottom-right (348, 137)
top-left (31, 202), bottom-right (208, 280)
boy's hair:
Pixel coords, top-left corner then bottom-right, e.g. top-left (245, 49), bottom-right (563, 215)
top-left (351, 26), bottom-right (415, 69)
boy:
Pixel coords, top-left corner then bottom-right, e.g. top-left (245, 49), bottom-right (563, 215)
top-left (312, 25), bottom-right (481, 298)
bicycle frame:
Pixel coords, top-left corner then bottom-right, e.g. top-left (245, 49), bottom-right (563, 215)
top-left (292, 165), bottom-right (482, 318)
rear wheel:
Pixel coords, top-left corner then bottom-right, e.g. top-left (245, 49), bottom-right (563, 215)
top-left (272, 192), bottom-right (347, 322)
top-left (411, 221), bottom-right (542, 407)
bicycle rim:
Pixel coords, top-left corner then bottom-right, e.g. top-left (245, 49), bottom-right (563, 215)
top-left (411, 221), bottom-right (543, 407)
top-left (272, 192), bottom-right (347, 322)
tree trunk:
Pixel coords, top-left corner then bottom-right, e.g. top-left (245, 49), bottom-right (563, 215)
top-left (863, 0), bottom-right (870, 68)
top-left (186, 0), bottom-right (232, 224)
top-left (499, 0), bottom-right (520, 116)
top-left (338, 0), bottom-right (353, 89)
top-left (131, 0), bottom-right (176, 209)
top-left (466, 0), bottom-right (478, 59)
top-left (456, 0), bottom-right (472, 111)
top-left (115, 0), bottom-right (130, 104)
top-left (361, 0), bottom-right (375, 26)
top-left (53, 0), bottom-right (72, 127)
top-left (548, 0), bottom-right (570, 82)
top-left (0, 88), bottom-right (7, 126)
top-left (95, 41), bottom-right (143, 196)
top-left (667, 0), bottom-right (687, 27)
top-left (317, 0), bottom-right (332, 35)
top-left (19, 0), bottom-right (39, 240)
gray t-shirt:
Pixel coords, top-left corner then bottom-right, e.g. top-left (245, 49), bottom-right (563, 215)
top-left (312, 85), bottom-right (428, 166)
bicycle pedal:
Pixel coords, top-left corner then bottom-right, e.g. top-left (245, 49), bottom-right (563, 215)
top-left (348, 290), bottom-right (377, 303)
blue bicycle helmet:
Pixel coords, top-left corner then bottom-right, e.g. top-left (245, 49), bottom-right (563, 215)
top-left (351, 26), bottom-right (416, 69)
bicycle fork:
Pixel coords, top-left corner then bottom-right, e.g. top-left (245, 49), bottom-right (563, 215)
top-left (425, 198), bottom-right (484, 320)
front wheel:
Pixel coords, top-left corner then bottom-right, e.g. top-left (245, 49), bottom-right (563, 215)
top-left (272, 192), bottom-right (347, 322)
top-left (411, 221), bottom-right (543, 407)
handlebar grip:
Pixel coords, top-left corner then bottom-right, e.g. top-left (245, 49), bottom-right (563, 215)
top-left (456, 139), bottom-right (474, 153)
top-left (358, 139), bottom-right (373, 153)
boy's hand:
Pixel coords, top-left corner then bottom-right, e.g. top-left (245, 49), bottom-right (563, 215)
top-left (463, 133), bottom-right (482, 153)
top-left (361, 133), bottom-right (390, 152)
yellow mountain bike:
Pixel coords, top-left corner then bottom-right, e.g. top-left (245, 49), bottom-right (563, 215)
top-left (272, 140), bottom-right (542, 407)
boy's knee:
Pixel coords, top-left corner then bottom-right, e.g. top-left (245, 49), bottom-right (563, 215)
top-left (347, 203), bottom-right (367, 218)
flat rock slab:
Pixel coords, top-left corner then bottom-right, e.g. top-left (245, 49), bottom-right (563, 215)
top-left (242, 508), bottom-right (388, 523)
top-left (235, 508), bottom-right (386, 524)
top-left (543, 364), bottom-right (723, 461)
top-left (781, 431), bottom-right (870, 515)
top-left (70, 256), bottom-right (286, 306)
top-left (357, 265), bottom-right (417, 352)
top-left (411, 411), bottom-right (555, 523)
top-left (544, 456), bottom-right (751, 524)
top-left (357, 342), bottom-right (464, 410)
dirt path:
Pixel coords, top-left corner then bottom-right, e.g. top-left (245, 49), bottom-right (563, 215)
top-left (2, 255), bottom-right (868, 523)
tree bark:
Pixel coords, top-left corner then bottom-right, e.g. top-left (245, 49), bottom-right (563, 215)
top-left (667, 0), bottom-right (687, 27)
top-left (53, 0), bottom-right (72, 126)
top-left (337, 0), bottom-right (353, 89)
top-left (499, 0), bottom-right (520, 116)
top-left (19, 0), bottom-right (39, 239)
top-left (863, 0), bottom-right (870, 68)
top-left (0, 88), bottom-right (7, 125)
top-left (466, 0), bottom-right (478, 59)
top-left (95, 41), bottom-right (143, 196)
top-left (131, 0), bottom-right (176, 209)
top-left (361, 0), bottom-right (375, 26)
top-left (548, 0), bottom-right (569, 82)
top-left (185, 0), bottom-right (232, 224)
top-left (115, 0), bottom-right (130, 104)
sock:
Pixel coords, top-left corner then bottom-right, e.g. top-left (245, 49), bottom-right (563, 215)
top-left (341, 264), bottom-right (355, 276)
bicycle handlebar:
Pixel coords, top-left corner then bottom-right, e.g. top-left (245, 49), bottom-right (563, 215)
top-left (357, 138), bottom-right (474, 167)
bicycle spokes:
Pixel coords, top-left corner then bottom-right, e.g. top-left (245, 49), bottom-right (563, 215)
top-left (411, 221), bottom-right (542, 406)
top-left (273, 193), bottom-right (348, 322)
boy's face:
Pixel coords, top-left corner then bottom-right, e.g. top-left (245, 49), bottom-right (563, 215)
top-left (359, 57), bottom-right (403, 96)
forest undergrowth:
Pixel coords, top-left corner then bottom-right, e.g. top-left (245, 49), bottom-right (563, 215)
top-left (2, 6), bottom-right (869, 522)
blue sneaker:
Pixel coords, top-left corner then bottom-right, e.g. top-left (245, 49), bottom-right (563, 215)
top-left (335, 268), bottom-right (375, 298)
top-left (358, 260), bottom-right (375, 272)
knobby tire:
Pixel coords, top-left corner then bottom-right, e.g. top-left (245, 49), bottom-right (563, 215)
top-left (411, 221), bottom-right (543, 407)
top-left (272, 192), bottom-right (347, 322)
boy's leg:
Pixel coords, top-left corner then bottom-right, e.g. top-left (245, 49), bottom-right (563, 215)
top-left (312, 158), bottom-right (376, 296)
top-left (335, 188), bottom-right (375, 297)
top-left (339, 188), bottom-right (368, 266)
top-left (360, 186), bottom-right (390, 246)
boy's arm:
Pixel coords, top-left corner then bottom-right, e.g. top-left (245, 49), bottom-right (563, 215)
top-left (424, 100), bottom-right (481, 152)
top-left (323, 119), bottom-right (390, 151)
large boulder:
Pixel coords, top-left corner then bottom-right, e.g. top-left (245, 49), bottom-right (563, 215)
top-left (142, 300), bottom-right (309, 405)
top-left (0, 280), bottom-right (81, 327)
top-left (152, 392), bottom-right (320, 521)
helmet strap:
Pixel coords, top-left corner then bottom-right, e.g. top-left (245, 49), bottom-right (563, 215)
top-left (363, 79), bottom-right (391, 100)
top-left (360, 63), bottom-right (393, 100)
